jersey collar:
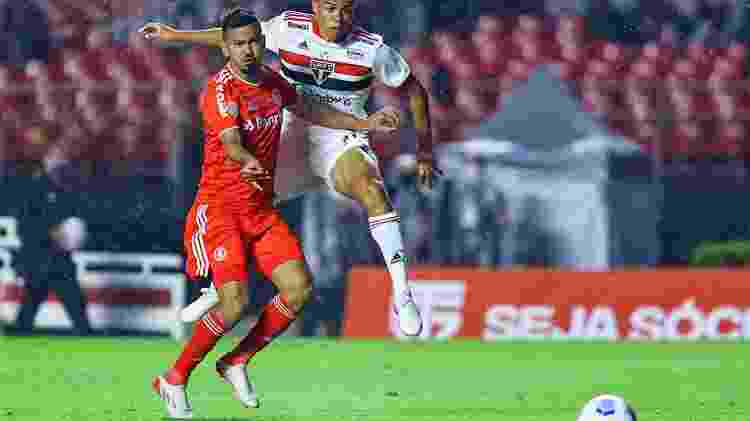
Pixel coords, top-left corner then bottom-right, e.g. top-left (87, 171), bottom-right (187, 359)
top-left (227, 63), bottom-right (262, 87)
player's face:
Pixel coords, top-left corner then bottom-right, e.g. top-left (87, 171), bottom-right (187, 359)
top-left (313, 0), bottom-right (354, 41)
top-left (223, 24), bottom-right (265, 75)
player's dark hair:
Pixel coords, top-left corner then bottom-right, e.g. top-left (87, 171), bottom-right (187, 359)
top-left (221, 8), bottom-right (260, 40)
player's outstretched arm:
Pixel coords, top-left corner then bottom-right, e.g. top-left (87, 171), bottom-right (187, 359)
top-left (221, 128), bottom-right (270, 189)
top-left (138, 23), bottom-right (224, 48)
top-left (400, 74), bottom-right (442, 190)
top-left (288, 96), bottom-right (400, 132)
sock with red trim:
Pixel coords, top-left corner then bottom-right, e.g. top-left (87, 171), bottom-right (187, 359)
top-left (169, 309), bottom-right (227, 385)
top-left (220, 294), bottom-right (296, 366)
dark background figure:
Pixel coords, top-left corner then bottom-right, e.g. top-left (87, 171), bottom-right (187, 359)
top-left (0, 0), bottom-right (51, 65)
top-left (8, 126), bottom-right (92, 336)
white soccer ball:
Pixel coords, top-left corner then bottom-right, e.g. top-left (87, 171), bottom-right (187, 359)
top-left (577, 395), bottom-right (637, 421)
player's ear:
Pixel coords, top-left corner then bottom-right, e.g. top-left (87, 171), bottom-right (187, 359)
top-left (311, 0), bottom-right (320, 14)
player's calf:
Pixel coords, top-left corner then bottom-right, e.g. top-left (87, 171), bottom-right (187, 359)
top-left (336, 165), bottom-right (423, 336)
top-left (217, 281), bottom-right (251, 328)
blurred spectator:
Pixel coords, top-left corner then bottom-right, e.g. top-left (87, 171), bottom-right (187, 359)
top-left (8, 126), bottom-right (92, 336)
top-left (0, 0), bottom-right (51, 65)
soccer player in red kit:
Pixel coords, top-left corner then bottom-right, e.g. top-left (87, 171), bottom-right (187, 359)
top-left (152, 10), bottom-right (399, 419)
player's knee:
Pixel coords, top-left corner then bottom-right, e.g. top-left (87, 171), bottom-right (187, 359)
top-left (219, 291), bottom-right (249, 326)
top-left (349, 175), bottom-right (391, 216)
top-left (280, 274), bottom-right (312, 314)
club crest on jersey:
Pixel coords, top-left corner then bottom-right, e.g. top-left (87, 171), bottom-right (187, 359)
top-left (310, 59), bottom-right (335, 85)
top-left (214, 246), bottom-right (227, 262)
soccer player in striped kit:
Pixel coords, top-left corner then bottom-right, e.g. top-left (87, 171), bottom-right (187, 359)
top-left (140, 0), bottom-right (441, 338)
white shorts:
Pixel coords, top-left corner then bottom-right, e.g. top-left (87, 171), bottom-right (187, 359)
top-left (273, 110), bottom-right (380, 203)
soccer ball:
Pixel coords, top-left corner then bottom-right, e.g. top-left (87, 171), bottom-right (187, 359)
top-left (577, 395), bottom-right (637, 421)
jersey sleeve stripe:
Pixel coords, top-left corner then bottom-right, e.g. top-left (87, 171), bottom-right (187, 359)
top-left (284, 16), bottom-right (311, 22)
top-left (353, 31), bottom-right (380, 42)
top-left (335, 61), bottom-right (371, 77)
top-left (284, 11), bottom-right (312, 20)
top-left (279, 49), bottom-right (309, 66)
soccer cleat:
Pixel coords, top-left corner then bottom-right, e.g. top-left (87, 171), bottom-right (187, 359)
top-left (180, 285), bottom-right (219, 323)
top-left (394, 288), bottom-right (423, 337)
top-left (216, 360), bottom-right (260, 408)
top-left (152, 375), bottom-right (193, 419)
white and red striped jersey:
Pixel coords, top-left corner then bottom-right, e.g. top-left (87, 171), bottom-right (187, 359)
top-left (261, 10), bottom-right (411, 119)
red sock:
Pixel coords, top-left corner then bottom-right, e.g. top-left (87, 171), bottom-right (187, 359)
top-left (220, 295), bottom-right (296, 366)
top-left (170, 310), bottom-right (227, 384)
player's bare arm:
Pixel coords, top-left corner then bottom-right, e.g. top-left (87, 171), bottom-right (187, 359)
top-left (401, 74), bottom-right (442, 191)
top-left (287, 96), bottom-right (401, 132)
top-left (220, 128), bottom-right (270, 187)
top-left (139, 23), bottom-right (225, 47)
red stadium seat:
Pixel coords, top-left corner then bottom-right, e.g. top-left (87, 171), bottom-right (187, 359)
top-left (550, 42), bottom-right (588, 67)
top-left (632, 121), bottom-right (662, 156)
top-left (554, 15), bottom-right (585, 47)
top-left (667, 120), bottom-right (707, 159)
top-left (686, 42), bottom-right (718, 66)
top-left (725, 42), bottom-right (748, 64)
top-left (580, 87), bottom-right (614, 117)
top-left (515, 35), bottom-right (545, 64)
top-left (668, 88), bottom-right (709, 121)
top-left (548, 60), bottom-right (581, 81)
top-left (517, 15), bottom-right (543, 34)
top-left (639, 42), bottom-right (675, 72)
top-left (593, 41), bottom-right (628, 66)
top-left (505, 59), bottom-right (531, 82)
top-left (473, 33), bottom-right (506, 75)
top-left (712, 92), bottom-right (742, 122)
top-left (623, 90), bottom-right (656, 123)
top-left (402, 45), bottom-right (437, 67)
top-left (476, 15), bottom-right (505, 35)
top-left (713, 121), bottom-right (745, 157)
top-left (454, 87), bottom-right (494, 122)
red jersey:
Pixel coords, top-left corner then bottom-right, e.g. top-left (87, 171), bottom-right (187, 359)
top-left (197, 64), bottom-right (298, 213)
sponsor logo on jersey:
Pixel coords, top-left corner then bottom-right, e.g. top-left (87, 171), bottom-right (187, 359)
top-left (288, 22), bottom-right (310, 31)
top-left (347, 48), bottom-right (365, 60)
top-left (243, 113), bottom-right (282, 131)
top-left (310, 59), bottom-right (335, 85)
top-left (309, 93), bottom-right (353, 106)
top-left (216, 77), bottom-right (239, 117)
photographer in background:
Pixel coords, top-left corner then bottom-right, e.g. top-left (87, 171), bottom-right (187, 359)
top-left (9, 126), bottom-right (92, 336)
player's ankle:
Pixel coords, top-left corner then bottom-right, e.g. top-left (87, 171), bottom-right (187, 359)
top-left (220, 353), bottom-right (249, 367)
top-left (165, 367), bottom-right (189, 385)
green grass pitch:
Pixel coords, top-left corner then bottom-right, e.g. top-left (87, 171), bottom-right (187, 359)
top-left (0, 336), bottom-right (746, 420)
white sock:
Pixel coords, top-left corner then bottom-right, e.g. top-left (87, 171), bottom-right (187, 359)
top-left (368, 211), bottom-right (409, 297)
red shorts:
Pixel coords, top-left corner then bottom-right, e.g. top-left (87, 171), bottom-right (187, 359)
top-left (183, 202), bottom-right (304, 287)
